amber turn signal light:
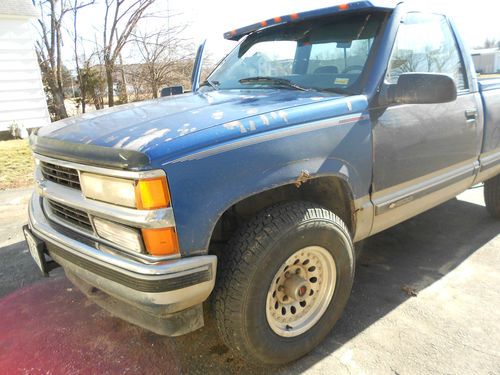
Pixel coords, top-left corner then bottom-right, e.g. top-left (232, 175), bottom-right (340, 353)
top-left (142, 227), bottom-right (179, 256)
top-left (135, 177), bottom-right (170, 210)
top-left (135, 176), bottom-right (179, 256)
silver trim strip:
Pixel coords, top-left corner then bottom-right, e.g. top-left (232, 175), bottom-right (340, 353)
top-left (373, 161), bottom-right (476, 214)
top-left (35, 153), bottom-right (164, 179)
top-left (165, 113), bottom-right (370, 164)
top-left (475, 149), bottom-right (500, 184)
top-left (35, 178), bottom-right (175, 229)
top-left (29, 191), bottom-right (215, 276)
top-left (480, 149), bottom-right (500, 171)
top-left (370, 173), bottom-right (474, 237)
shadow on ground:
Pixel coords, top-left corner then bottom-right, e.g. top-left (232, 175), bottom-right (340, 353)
top-left (0, 241), bottom-right (51, 297)
top-left (0, 197), bottom-right (498, 374)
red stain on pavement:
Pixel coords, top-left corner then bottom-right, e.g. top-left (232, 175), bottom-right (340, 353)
top-left (0, 277), bottom-right (181, 375)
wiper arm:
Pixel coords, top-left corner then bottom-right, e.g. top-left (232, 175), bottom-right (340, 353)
top-left (238, 76), bottom-right (351, 95)
top-left (199, 79), bottom-right (219, 90)
top-left (239, 76), bottom-right (310, 91)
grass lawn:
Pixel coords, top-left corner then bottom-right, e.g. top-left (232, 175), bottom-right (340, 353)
top-left (0, 139), bottom-right (34, 190)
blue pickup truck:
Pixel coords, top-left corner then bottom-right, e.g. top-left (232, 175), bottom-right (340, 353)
top-left (24, 0), bottom-right (500, 365)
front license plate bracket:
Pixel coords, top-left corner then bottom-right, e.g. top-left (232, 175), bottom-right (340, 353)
top-left (23, 225), bottom-right (59, 277)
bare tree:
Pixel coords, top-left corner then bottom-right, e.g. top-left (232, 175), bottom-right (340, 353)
top-left (124, 64), bottom-right (146, 101)
top-left (483, 38), bottom-right (498, 49)
top-left (132, 23), bottom-right (191, 98)
top-left (33, 0), bottom-right (93, 120)
top-left (102, 0), bottom-right (156, 107)
top-left (80, 61), bottom-right (106, 109)
top-left (72, 0), bottom-right (86, 113)
top-left (73, 48), bottom-right (105, 113)
top-left (71, 5), bottom-right (106, 113)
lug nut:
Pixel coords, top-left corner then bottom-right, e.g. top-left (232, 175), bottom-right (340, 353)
top-left (278, 285), bottom-right (285, 292)
top-left (283, 295), bottom-right (289, 302)
top-left (285, 271), bottom-right (290, 278)
top-left (296, 268), bottom-right (301, 274)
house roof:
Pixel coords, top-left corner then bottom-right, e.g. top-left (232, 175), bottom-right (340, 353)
top-left (0, 0), bottom-right (38, 18)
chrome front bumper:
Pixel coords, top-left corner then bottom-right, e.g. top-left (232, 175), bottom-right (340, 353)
top-left (28, 191), bottom-right (217, 335)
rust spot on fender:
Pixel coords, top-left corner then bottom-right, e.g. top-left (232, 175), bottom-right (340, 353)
top-left (295, 170), bottom-right (311, 188)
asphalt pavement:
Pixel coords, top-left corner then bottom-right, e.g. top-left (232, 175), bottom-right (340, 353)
top-left (0, 187), bottom-right (499, 374)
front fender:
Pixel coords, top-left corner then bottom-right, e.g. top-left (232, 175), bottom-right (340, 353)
top-left (258, 156), bottom-right (361, 196)
top-left (161, 110), bottom-right (372, 255)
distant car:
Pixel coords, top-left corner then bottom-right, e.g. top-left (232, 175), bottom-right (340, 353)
top-left (23, 1), bottom-right (500, 365)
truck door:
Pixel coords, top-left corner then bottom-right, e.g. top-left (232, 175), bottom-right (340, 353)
top-left (370, 12), bottom-right (483, 234)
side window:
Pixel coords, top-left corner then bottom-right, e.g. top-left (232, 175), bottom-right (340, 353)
top-left (387, 13), bottom-right (467, 90)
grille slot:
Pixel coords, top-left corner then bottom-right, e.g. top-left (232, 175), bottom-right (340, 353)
top-left (48, 200), bottom-right (93, 232)
top-left (41, 161), bottom-right (81, 190)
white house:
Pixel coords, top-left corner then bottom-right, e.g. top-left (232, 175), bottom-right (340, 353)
top-left (471, 48), bottom-right (500, 74)
top-left (0, 0), bottom-right (50, 135)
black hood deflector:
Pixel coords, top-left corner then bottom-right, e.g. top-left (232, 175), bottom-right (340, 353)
top-left (30, 134), bottom-right (151, 170)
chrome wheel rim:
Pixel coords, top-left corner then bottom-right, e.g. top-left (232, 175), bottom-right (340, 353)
top-left (265, 246), bottom-right (336, 337)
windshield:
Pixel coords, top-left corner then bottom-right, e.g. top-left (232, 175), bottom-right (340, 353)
top-left (206, 12), bottom-right (385, 94)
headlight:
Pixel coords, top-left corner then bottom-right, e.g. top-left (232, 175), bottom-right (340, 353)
top-left (81, 172), bottom-right (179, 256)
top-left (80, 173), bottom-right (170, 210)
top-left (93, 217), bottom-right (144, 253)
top-left (80, 173), bottom-right (136, 208)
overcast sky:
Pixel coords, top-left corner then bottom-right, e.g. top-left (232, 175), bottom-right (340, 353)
top-left (67, 0), bottom-right (500, 66)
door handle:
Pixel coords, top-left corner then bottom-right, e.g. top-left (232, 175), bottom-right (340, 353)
top-left (465, 109), bottom-right (478, 126)
top-left (465, 109), bottom-right (478, 120)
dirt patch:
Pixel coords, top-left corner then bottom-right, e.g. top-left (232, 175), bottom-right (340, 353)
top-left (401, 285), bottom-right (418, 297)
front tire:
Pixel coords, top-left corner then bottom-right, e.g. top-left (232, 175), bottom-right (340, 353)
top-left (213, 201), bottom-right (355, 365)
top-left (484, 175), bottom-right (500, 218)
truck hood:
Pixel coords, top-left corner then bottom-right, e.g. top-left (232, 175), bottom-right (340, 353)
top-left (36, 89), bottom-right (352, 167)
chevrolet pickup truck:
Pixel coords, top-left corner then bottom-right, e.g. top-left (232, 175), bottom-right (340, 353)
top-left (24, 0), bottom-right (500, 365)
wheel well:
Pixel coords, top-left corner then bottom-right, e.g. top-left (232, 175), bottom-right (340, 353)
top-left (209, 176), bottom-right (355, 249)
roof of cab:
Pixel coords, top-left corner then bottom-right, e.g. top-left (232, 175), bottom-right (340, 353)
top-left (223, 1), bottom-right (399, 41)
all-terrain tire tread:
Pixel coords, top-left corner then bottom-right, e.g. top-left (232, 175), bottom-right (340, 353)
top-left (213, 201), bottom-right (352, 361)
top-left (484, 175), bottom-right (500, 218)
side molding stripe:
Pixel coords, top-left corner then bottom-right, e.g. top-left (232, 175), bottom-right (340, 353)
top-left (165, 113), bottom-right (369, 165)
top-left (480, 149), bottom-right (500, 172)
top-left (374, 162), bottom-right (476, 215)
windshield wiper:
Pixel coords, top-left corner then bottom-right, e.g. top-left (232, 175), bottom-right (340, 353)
top-left (199, 79), bottom-right (219, 90)
top-left (239, 76), bottom-right (310, 91)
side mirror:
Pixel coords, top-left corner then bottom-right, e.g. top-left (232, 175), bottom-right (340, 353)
top-left (160, 86), bottom-right (184, 97)
top-left (380, 73), bottom-right (457, 106)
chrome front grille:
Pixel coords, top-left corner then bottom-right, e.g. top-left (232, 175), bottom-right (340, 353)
top-left (41, 161), bottom-right (81, 190)
top-left (47, 199), bottom-right (93, 232)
